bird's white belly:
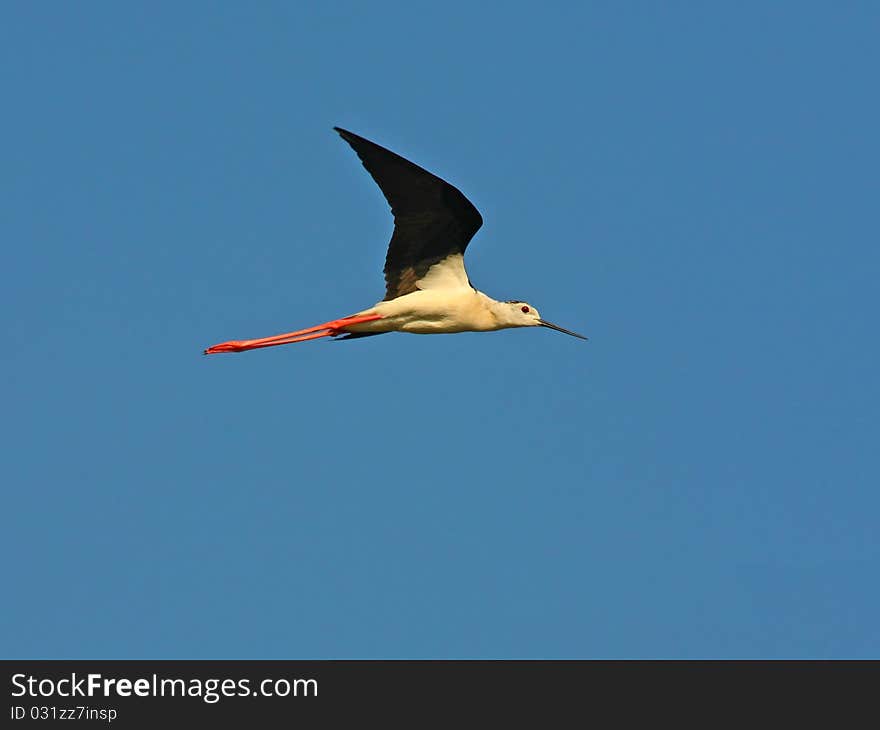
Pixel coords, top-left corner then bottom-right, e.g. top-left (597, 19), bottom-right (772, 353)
top-left (347, 289), bottom-right (498, 334)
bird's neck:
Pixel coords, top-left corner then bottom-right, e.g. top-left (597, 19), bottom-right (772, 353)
top-left (481, 292), bottom-right (517, 329)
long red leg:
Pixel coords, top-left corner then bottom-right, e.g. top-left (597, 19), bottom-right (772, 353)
top-left (204, 314), bottom-right (383, 354)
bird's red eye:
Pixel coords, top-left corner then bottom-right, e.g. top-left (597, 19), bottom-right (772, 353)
top-left (521, 306), bottom-right (530, 313)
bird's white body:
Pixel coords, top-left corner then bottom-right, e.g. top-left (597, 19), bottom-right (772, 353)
top-left (349, 288), bottom-right (521, 335)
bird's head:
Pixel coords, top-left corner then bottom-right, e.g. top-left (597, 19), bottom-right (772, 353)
top-left (500, 301), bottom-right (587, 339)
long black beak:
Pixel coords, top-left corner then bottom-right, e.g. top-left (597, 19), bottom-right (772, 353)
top-left (538, 319), bottom-right (588, 340)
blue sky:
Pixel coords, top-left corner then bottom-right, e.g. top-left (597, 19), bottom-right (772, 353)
top-left (3, 2), bottom-right (878, 658)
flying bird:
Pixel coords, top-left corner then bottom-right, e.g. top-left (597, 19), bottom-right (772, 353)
top-left (205, 127), bottom-right (586, 354)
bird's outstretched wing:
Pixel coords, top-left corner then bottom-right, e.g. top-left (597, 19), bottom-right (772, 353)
top-left (334, 127), bottom-right (483, 301)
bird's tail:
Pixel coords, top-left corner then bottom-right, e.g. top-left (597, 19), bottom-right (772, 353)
top-left (204, 314), bottom-right (383, 354)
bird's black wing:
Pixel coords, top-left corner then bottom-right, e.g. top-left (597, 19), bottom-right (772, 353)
top-left (333, 332), bottom-right (387, 341)
top-left (334, 127), bottom-right (483, 301)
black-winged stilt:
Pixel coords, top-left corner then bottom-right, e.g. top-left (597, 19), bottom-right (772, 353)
top-left (205, 127), bottom-right (586, 354)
